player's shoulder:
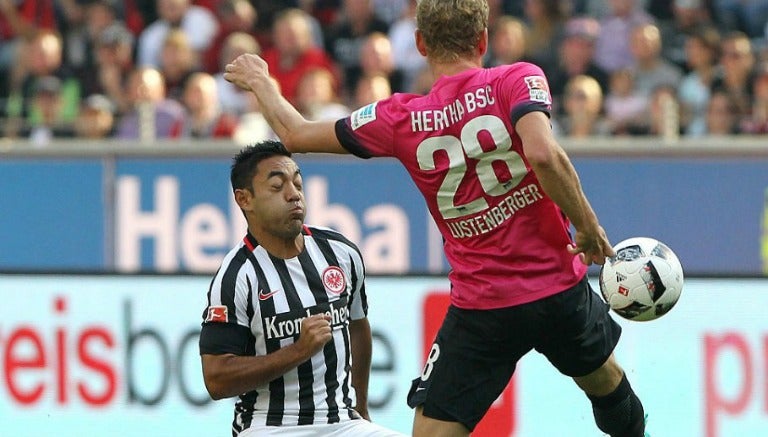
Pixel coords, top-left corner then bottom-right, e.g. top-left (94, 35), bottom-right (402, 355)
top-left (490, 62), bottom-right (548, 80)
top-left (216, 240), bottom-right (254, 274)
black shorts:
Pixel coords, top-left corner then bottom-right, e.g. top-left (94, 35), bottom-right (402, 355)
top-left (406, 276), bottom-right (621, 431)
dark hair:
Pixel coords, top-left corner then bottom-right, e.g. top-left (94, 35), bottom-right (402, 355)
top-left (230, 140), bottom-right (292, 192)
top-left (688, 25), bottom-right (721, 57)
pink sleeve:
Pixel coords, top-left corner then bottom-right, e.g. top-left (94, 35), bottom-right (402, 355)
top-left (498, 63), bottom-right (553, 125)
top-left (334, 99), bottom-right (396, 158)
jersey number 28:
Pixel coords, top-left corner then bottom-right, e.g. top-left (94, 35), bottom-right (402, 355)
top-left (416, 115), bottom-right (527, 220)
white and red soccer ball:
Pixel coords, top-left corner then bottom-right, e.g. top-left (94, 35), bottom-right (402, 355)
top-left (599, 237), bottom-right (684, 322)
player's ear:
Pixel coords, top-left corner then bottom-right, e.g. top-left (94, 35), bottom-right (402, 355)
top-left (234, 188), bottom-right (253, 211)
top-left (478, 28), bottom-right (489, 57)
top-left (415, 29), bottom-right (428, 56)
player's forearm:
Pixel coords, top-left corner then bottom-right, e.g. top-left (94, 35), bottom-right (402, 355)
top-left (202, 344), bottom-right (313, 400)
top-left (247, 75), bottom-right (347, 154)
top-left (249, 76), bottom-right (305, 144)
top-left (530, 147), bottom-right (599, 234)
top-left (349, 319), bottom-right (372, 413)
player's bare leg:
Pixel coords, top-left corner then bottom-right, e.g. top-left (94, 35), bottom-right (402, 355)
top-left (573, 353), bottom-right (646, 437)
top-left (573, 352), bottom-right (624, 395)
top-left (412, 406), bottom-right (470, 437)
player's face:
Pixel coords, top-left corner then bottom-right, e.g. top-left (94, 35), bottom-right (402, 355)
top-left (249, 156), bottom-right (305, 239)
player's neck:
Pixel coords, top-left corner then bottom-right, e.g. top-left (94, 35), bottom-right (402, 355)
top-left (251, 229), bottom-right (305, 259)
top-left (429, 57), bottom-right (483, 80)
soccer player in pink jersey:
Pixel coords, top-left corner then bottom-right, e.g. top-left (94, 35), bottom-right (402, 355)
top-left (223, 1), bottom-right (646, 436)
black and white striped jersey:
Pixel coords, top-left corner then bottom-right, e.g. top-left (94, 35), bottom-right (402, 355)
top-left (199, 225), bottom-right (368, 435)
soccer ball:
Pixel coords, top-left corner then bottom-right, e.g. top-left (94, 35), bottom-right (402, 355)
top-left (599, 237), bottom-right (684, 321)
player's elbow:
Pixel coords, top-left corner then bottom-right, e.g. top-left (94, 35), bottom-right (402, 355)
top-left (525, 140), bottom-right (561, 171)
top-left (204, 378), bottom-right (230, 400)
top-left (202, 361), bottom-right (236, 400)
top-left (280, 132), bottom-right (302, 153)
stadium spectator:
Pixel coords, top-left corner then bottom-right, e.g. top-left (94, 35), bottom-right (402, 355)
top-left (571, 0), bottom-right (611, 19)
top-left (554, 74), bottom-right (610, 137)
top-left (0, 0), bottom-right (55, 41)
top-left (295, 67), bottom-right (350, 121)
top-left (740, 62), bottom-right (768, 134)
top-left (116, 66), bottom-right (186, 140)
top-left (703, 90), bottom-right (739, 135)
top-left (202, 0), bottom-right (259, 74)
top-left (53, 0), bottom-right (92, 78)
top-left (635, 84), bottom-right (683, 137)
top-left (522, 0), bottom-right (568, 74)
top-left (352, 32), bottom-right (403, 93)
top-left (69, 1), bottom-right (128, 97)
top-left (485, 15), bottom-right (529, 67)
top-left (93, 22), bottom-right (135, 115)
top-left (262, 8), bottom-right (339, 105)
top-left (302, 0), bottom-right (343, 30)
top-left (0, 0), bottom-right (57, 109)
top-left (352, 73), bottom-right (392, 108)
top-left (74, 93), bottom-right (116, 139)
top-left (628, 23), bottom-right (683, 97)
top-left (158, 29), bottom-right (200, 101)
top-left (4, 29), bottom-right (80, 135)
top-left (136, 0), bottom-right (218, 68)
top-left (710, 0), bottom-right (768, 39)
top-left (678, 25), bottom-right (720, 136)
top-left (214, 32), bottom-right (261, 117)
top-left (373, 0), bottom-right (408, 25)
top-left (324, 0), bottom-right (389, 96)
top-left (387, 0), bottom-right (426, 93)
top-left (199, 141), bottom-right (405, 437)
top-left (711, 31), bottom-right (757, 128)
top-left (547, 16), bottom-right (609, 111)
top-left (181, 72), bottom-right (237, 138)
top-left (604, 68), bottom-right (647, 135)
top-left (594, 0), bottom-right (654, 73)
top-left (247, 0), bottom-right (304, 46)
top-left (109, 0), bottom-right (146, 36)
top-left (656, 0), bottom-right (713, 70)
top-left (20, 76), bottom-right (75, 146)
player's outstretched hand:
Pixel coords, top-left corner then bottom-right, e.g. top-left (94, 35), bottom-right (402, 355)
top-left (568, 226), bottom-right (615, 266)
top-left (296, 314), bottom-right (333, 357)
top-left (224, 53), bottom-right (269, 93)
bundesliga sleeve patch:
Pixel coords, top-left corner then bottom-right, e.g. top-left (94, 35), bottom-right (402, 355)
top-left (205, 305), bottom-right (228, 323)
top-left (350, 102), bottom-right (378, 130)
top-left (524, 75), bottom-right (552, 104)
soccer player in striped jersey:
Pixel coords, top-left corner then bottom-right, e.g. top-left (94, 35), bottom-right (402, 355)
top-left (223, 1), bottom-right (648, 436)
top-left (199, 141), bottom-right (405, 437)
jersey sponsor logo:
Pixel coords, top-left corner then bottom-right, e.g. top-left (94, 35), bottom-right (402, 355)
top-left (264, 298), bottom-right (350, 340)
top-left (524, 75), bottom-right (551, 104)
top-left (258, 288), bottom-right (280, 301)
top-left (322, 266), bottom-right (346, 295)
top-left (205, 305), bottom-right (228, 323)
top-left (350, 102), bottom-right (378, 130)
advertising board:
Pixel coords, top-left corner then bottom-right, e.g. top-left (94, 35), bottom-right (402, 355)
top-left (0, 275), bottom-right (766, 436)
top-left (1, 155), bottom-right (768, 275)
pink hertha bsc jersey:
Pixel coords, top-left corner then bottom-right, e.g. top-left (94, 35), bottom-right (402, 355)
top-left (335, 62), bottom-right (587, 310)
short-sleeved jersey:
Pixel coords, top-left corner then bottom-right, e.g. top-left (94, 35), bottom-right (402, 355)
top-left (199, 225), bottom-right (367, 434)
top-left (335, 62), bottom-right (587, 310)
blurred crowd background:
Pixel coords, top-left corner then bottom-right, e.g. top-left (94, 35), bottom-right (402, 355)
top-left (1, 0), bottom-right (768, 147)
